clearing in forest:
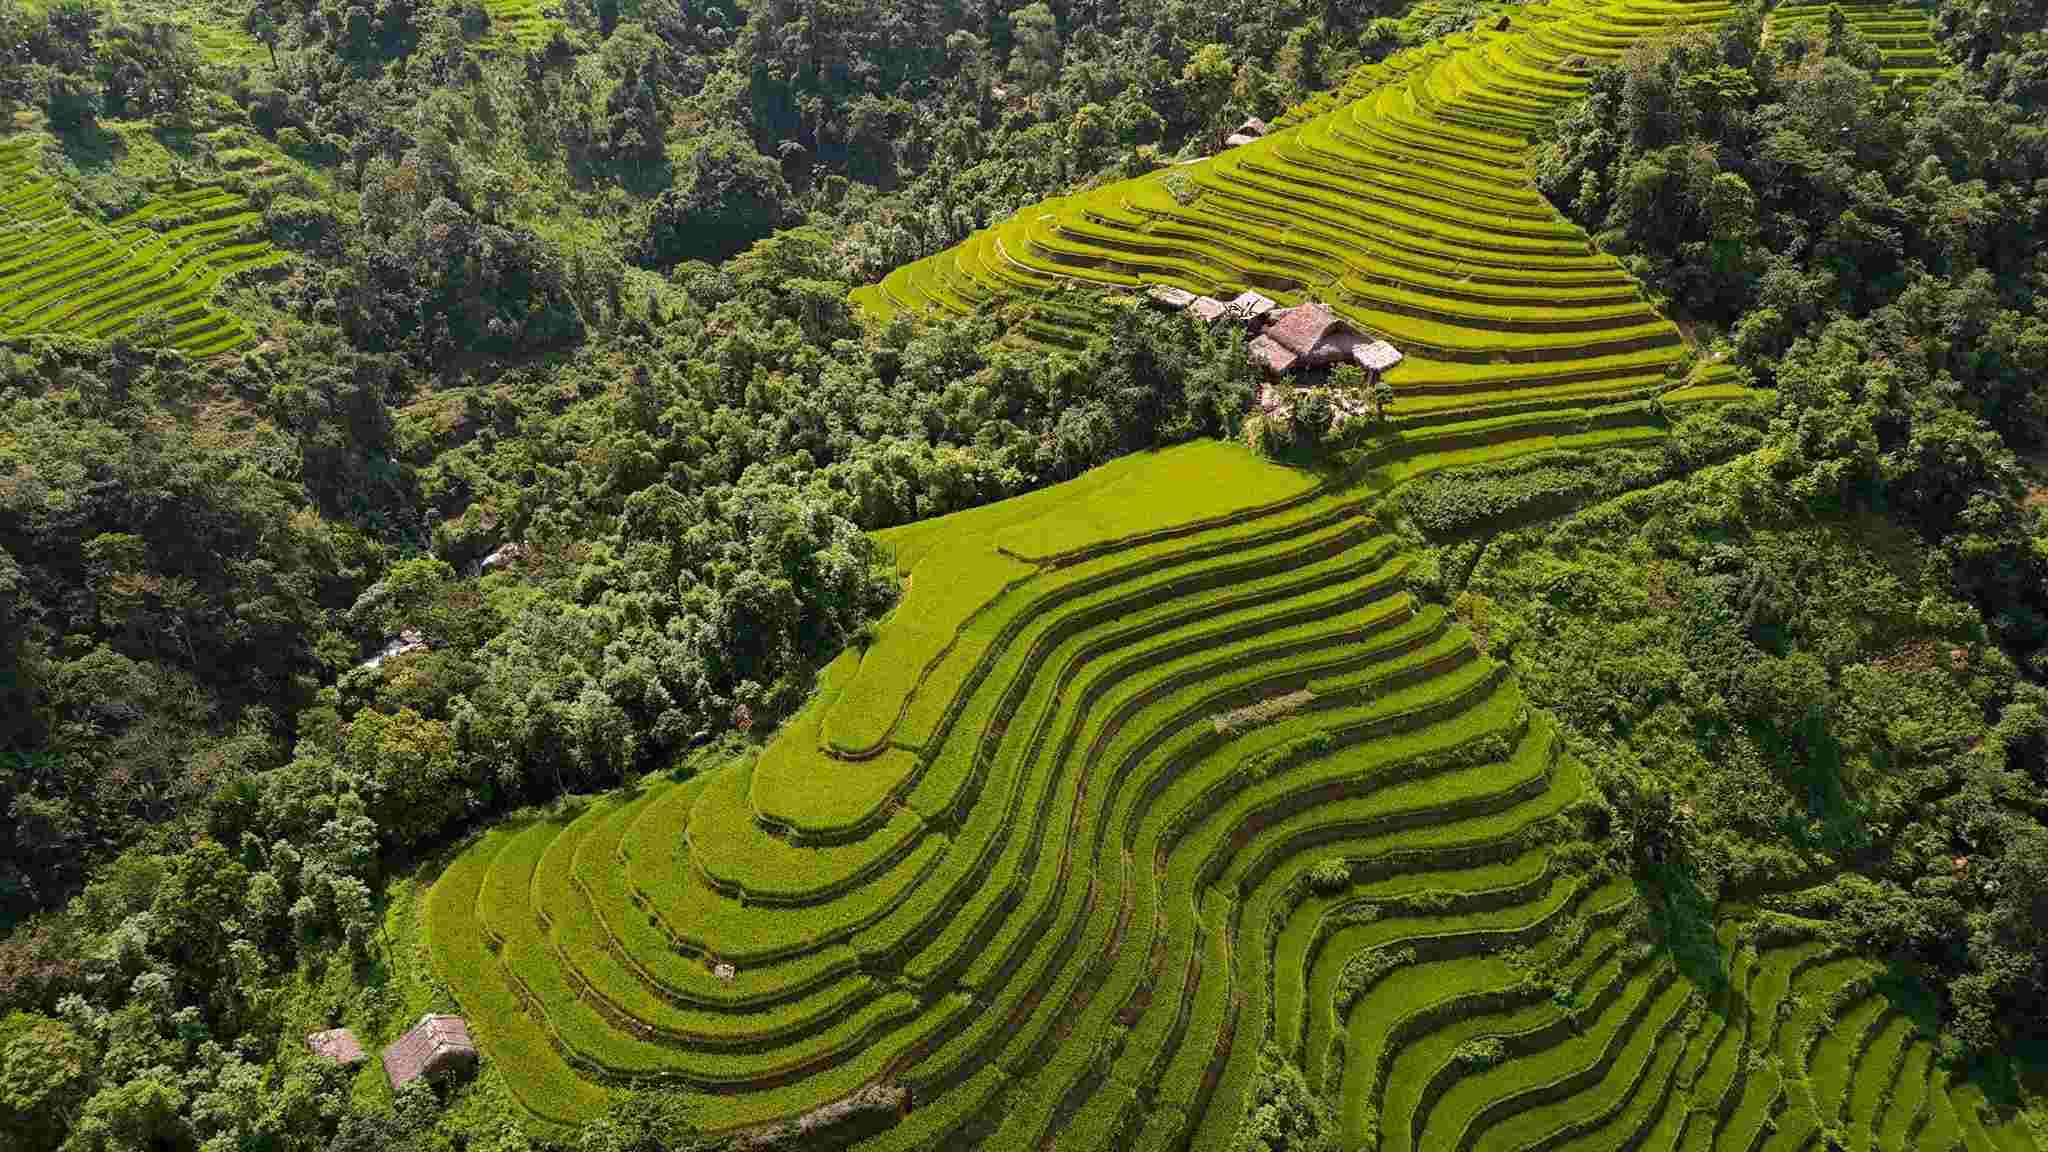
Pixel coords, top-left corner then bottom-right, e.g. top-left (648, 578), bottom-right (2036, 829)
top-left (0, 136), bottom-right (283, 356)
top-left (1765, 0), bottom-right (1947, 92)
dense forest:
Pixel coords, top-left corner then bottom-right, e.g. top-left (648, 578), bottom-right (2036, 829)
top-left (0, 0), bottom-right (2043, 1144)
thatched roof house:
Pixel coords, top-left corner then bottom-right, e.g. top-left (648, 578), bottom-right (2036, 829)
top-left (383, 1014), bottom-right (478, 1092)
top-left (306, 1028), bottom-right (367, 1067)
top-left (1223, 132), bottom-right (1260, 149)
top-left (1249, 302), bottom-right (1403, 380)
top-left (1228, 290), bottom-right (1279, 325)
top-left (1237, 117), bottom-right (1270, 138)
top-left (1146, 284), bottom-right (1198, 311)
top-left (1249, 302), bottom-right (1360, 375)
top-left (1355, 339), bottom-right (1404, 374)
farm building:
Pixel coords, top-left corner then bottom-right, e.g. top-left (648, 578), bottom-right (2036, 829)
top-left (1354, 337), bottom-right (1404, 376)
top-left (1223, 117), bottom-right (1271, 149)
top-left (1146, 285), bottom-right (1197, 311)
top-left (1148, 285), bottom-right (1284, 330)
top-left (1228, 290), bottom-right (1279, 325)
top-left (383, 1014), bottom-right (478, 1092)
top-left (1248, 302), bottom-right (1402, 380)
top-left (305, 1028), bottom-right (367, 1068)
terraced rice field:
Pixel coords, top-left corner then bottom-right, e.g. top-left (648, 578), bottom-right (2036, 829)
top-left (853, 0), bottom-right (1765, 428)
top-left (1766, 0), bottom-right (1947, 91)
top-left (424, 0), bottom-right (2035, 1146)
top-left (427, 429), bottom-right (2040, 1151)
top-left (0, 136), bottom-right (283, 355)
top-left (480, 0), bottom-right (557, 49)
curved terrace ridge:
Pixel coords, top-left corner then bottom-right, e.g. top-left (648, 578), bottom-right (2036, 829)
top-left (422, 2), bottom-right (2042, 1150)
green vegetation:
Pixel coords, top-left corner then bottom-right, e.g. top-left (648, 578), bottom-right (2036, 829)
top-left (1767, 0), bottom-right (1947, 91)
top-left (3, 0), bottom-right (2046, 1144)
top-left (0, 137), bottom-right (281, 353)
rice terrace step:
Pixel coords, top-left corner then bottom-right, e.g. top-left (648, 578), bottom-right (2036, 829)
top-left (422, 0), bottom-right (2040, 1148)
top-left (0, 136), bottom-right (284, 356)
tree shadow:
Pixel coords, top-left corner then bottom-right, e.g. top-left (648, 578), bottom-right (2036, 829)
top-left (50, 117), bottom-right (125, 173)
top-left (1641, 857), bottom-right (1727, 999)
top-left (1870, 958), bottom-right (1941, 1039)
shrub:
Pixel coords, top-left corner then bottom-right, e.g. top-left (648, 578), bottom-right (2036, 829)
top-left (1334, 946), bottom-right (1416, 1016)
top-left (1449, 1037), bottom-right (1505, 1070)
top-left (1308, 859), bottom-right (1352, 894)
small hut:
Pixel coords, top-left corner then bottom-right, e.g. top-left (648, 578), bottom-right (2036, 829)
top-left (1223, 117), bottom-right (1270, 150)
top-left (1187, 295), bottom-right (1232, 324)
top-left (1352, 338), bottom-right (1404, 382)
top-left (1145, 284), bottom-right (1198, 312)
top-left (306, 1028), bottom-right (367, 1068)
top-left (1227, 290), bottom-right (1279, 326)
top-left (383, 1014), bottom-right (478, 1092)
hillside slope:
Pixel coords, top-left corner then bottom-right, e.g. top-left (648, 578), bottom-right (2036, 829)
top-left (424, 0), bottom-right (2042, 1146)
top-left (854, 0), bottom-right (1750, 427)
top-left (429, 427), bottom-right (2042, 1152)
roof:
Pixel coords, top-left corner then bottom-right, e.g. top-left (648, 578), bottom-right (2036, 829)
top-left (383, 1014), bottom-right (476, 1091)
top-left (1237, 117), bottom-right (1270, 137)
top-left (1263, 302), bottom-right (1349, 356)
top-left (1146, 285), bottom-right (1197, 310)
top-left (1188, 296), bottom-right (1231, 323)
top-left (307, 1028), bottom-right (367, 1066)
top-left (1223, 133), bottom-right (1260, 149)
top-left (1228, 290), bottom-right (1278, 319)
top-left (1249, 333), bottom-right (1299, 375)
top-left (1353, 339), bottom-right (1404, 371)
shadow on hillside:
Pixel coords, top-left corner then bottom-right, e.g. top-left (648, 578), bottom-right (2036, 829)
top-left (50, 117), bottom-right (123, 173)
top-left (1641, 859), bottom-right (1727, 999)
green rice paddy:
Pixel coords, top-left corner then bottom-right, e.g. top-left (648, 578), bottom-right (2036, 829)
top-left (478, 0), bottom-right (558, 50)
top-left (851, 0), bottom-right (1771, 426)
top-left (422, 425), bottom-right (2040, 1150)
top-left (1766, 0), bottom-right (1947, 92)
top-left (0, 136), bottom-right (284, 355)
top-left (421, 1), bottom-right (2029, 1147)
